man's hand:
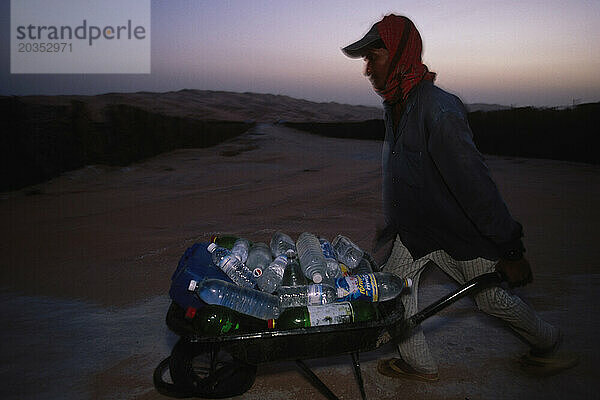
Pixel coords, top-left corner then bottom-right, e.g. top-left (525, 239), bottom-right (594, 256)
top-left (495, 257), bottom-right (533, 288)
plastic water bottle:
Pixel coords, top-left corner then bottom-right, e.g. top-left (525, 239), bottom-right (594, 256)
top-left (332, 235), bottom-right (364, 269)
top-left (190, 278), bottom-right (280, 320)
top-left (257, 254), bottom-right (288, 293)
top-left (246, 242), bottom-right (272, 279)
top-left (270, 231), bottom-right (296, 257)
top-left (319, 237), bottom-right (342, 279)
top-left (296, 232), bottom-right (328, 284)
top-left (335, 272), bottom-right (412, 302)
top-left (207, 243), bottom-right (257, 288)
top-left (280, 251), bottom-right (307, 287)
top-left (231, 238), bottom-right (250, 263)
top-left (278, 283), bottom-right (338, 308)
top-left (351, 257), bottom-right (373, 275)
top-left (272, 301), bottom-right (380, 329)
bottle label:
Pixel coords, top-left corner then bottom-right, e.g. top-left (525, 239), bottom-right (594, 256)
top-left (319, 238), bottom-right (337, 259)
top-left (219, 256), bottom-right (238, 274)
top-left (336, 274), bottom-right (378, 302)
top-left (220, 320), bottom-right (240, 334)
top-left (339, 263), bottom-right (350, 277)
top-left (307, 284), bottom-right (324, 305)
top-left (307, 302), bottom-right (354, 326)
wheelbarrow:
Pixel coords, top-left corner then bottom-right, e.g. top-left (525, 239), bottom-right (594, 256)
top-left (153, 253), bottom-right (503, 400)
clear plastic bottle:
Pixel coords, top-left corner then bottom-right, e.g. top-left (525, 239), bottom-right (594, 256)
top-left (278, 283), bottom-right (338, 308)
top-left (207, 243), bottom-right (257, 288)
top-left (296, 232), bottom-right (328, 283)
top-left (280, 251), bottom-right (307, 287)
top-left (270, 231), bottom-right (296, 257)
top-left (246, 242), bottom-right (272, 279)
top-left (350, 257), bottom-right (373, 275)
top-left (190, 279), bottom-right (280, 320)
top-left (257, 254), bottom-right (288, 293)
top-left (332, 235), bottom-right (364, 269)
top-left (231, 238), bottom-right (250, 263)
top-left (319, 237), bottom-right (342, 279)
top-left (335, 272), bottom-right (412, 302)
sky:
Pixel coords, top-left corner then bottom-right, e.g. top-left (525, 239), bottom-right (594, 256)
top-left (1, 0), bottom-right (599, 108)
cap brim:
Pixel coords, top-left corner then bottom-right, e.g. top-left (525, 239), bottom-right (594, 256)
top-left (342, 23), bottom-right (381, 58)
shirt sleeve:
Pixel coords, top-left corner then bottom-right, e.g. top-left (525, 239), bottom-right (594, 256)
top-left (427, 110), bottom-right (524, 258)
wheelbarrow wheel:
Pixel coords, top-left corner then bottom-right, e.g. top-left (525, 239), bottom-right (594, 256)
top-left (169, 338), bottom-right (257, 399)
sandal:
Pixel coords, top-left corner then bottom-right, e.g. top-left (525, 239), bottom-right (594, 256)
top-left (377, 357), bottom-right (439, 382)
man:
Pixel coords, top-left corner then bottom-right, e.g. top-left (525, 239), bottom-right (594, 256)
top-left (342, 14), bottom-right (577, 381)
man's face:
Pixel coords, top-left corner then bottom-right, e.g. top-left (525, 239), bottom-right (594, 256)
top-left (363, 47), bottom-right (390, 91)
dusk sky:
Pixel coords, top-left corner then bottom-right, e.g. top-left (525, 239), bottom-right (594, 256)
top-left (2, 0), bottom-right (599, 108)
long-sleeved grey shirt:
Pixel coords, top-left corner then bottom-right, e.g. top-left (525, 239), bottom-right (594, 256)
top-left (382, 80), bottom-right (524, 261)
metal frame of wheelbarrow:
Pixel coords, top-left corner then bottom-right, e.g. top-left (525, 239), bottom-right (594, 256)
top-left (155, 271), bottom-right (503, 400)
top-left (294, 271), bottom-right (504, 400)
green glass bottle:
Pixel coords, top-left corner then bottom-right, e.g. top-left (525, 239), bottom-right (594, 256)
top-left (272, 301), bottom-right (380, 330)
top-left (210, 234), bottom-right (239, 250)
top-left (191, 305), bottom-right (266, 335)
top-left (280, 252), bottom-right (307, 287)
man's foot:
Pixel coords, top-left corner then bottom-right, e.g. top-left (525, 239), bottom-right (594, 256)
top-left (520, 334), bottom-right (579, 376)
top-left (377, 357), bottom-right (439, 382)
top-left (530, 331), bottom-right (564, 358)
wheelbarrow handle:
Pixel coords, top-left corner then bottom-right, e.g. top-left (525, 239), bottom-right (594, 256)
top-left (388, 271), bottom-right (503, 339)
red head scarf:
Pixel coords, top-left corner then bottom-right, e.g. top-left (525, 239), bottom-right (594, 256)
top-left (376, 15), bottom-right (436, 105)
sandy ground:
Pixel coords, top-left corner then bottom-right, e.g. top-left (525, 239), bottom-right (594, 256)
top-left (1, 123), bottom-right (599, 399)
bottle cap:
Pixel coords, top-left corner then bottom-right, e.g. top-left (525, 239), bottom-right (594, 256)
top-left (184, 307), bottom-right (197, 320)
top-left (312, 273), bottom-right (323, 283)
top-left (285, 249), bottom-right (297, 258)
top-left (207, 243), bottom-right (217, 252)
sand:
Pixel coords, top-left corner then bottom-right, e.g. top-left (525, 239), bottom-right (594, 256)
top-left (11, 90), bottom-right (384, 123)
top-left (1, 123), bottom-right (598, 399)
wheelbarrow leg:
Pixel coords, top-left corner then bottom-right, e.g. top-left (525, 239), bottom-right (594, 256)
top-left (351, 352), bottom-right (367, 400)
top-left (295, 359), bottom-right (340, 400)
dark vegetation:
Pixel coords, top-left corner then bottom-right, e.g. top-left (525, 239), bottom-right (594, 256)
top-left (285, 102), bottom-right (600, 165)
top-left (468, 103), bottom-right (599, 165)
top-left (1, 97), bottom-right (253, 191)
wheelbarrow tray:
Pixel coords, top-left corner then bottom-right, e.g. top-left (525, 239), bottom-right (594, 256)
top-left (166, 295), bottom-right (405, 364)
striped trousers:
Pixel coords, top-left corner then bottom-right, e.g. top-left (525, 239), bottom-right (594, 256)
top-left (383, 235), bottom-right (558, 374)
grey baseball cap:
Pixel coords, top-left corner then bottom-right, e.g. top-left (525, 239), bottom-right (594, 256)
top-left (342, 23), bottom-right (382, 58)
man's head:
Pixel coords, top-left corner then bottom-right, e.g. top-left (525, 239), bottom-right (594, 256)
top-left (362, 42), bottom-right (389, 91)
top-left (341, 22), bottom-right (389, 91)
top-left (342, 14), bottom-right (435, 105)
